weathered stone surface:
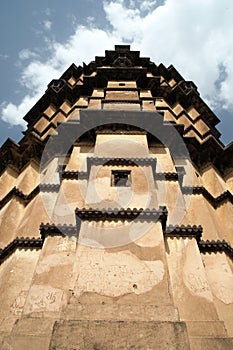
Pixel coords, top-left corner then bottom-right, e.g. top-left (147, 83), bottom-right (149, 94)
top-left (203, 253), bottom-right (233, 336)
top-left (1, 317), bottom-right (54, 350)
top-left (49, 320), bottom-right (190, 350)
top-left (11, 317), bottom-right (54, 336)
top-left (2, 335), bottom-right (51, 350)
top-left (189, 337), bottom-right (233, 350)
top-left (62, 303), bottom-right (179, 322)
top-left (166, 237), bottom-right (219, 321)
top-left (186, 320), bottom-right (227, 337)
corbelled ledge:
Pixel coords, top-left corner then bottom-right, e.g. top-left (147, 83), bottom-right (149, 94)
top-left (165, 225), bottom-right (203, 241)
top-left (199, 239), bottom-right (233, 260)
top-left (0, 237), bottom-right (43, 264)
top-left (0, 224), bottom-right (233, 265)
top-left (75, 206), bottom-right (168, 231)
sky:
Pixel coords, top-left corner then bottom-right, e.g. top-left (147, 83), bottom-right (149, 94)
top-left (0, 0), bottom-right (232, 146)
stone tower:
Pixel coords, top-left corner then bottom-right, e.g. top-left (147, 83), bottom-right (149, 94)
top-left (0, 45), bottom-right (232, 349)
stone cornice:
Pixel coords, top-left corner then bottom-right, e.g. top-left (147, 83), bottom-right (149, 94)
top-left (61, 170), bottom-right (179, 181)
top-left (165, 226), bottom-right (233, 260)
top-left (87, 157), bottom-right (156, 167)
top-left (0, 179), bottom-right (231, 213)
top-left (0, 186), bottom-right (39, 209)
top-left (104, 87), bottom-right (140, 92)
top-left (95, 130), bottom-right (147, 135)
top-left (40, 184), bottom-right (60, 192)
top-left (165, 225), bottom-right (203, 241)
top-left (1, 223), bottom-right (233, 265)
top-left (60, 63), bottom-right (83, 81)
top-left (0, 135), bottom-right (44, 176)
top-left (85, 157), bottom-right (157, 177)
top-left (101, 99), bottom-right (142, 105)
top-left (185, 135), bottom-right (233, 174)
top-left (23, 82), bottom-right (92, 126)
top-left (199, 239), bottom-right (233, 260)
top-left (75, 206), bottom-right (168, 231)
top-left (156, 105), bottom-right (221, 141)
top-left (0, 237), bottom-right (43, 265)
top-left (182, 186), bottom-right (233, 208)
top-left (39, 223), bottom-right (77, 240)
top-left (155, 172), bottom-right (178, 181)
top-left (0, 184), bottom-right (59, 210)
top-left (62, 171), bottom-right (87, 180)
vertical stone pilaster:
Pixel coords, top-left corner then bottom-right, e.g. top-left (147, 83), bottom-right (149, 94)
top-left (166, 237), bottom-right (219, 321)
top-left (202, 253), bottom-right (233, 336)
top-left (23, 235), bottom-right (76, 318)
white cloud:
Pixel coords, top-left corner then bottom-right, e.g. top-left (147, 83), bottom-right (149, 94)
top-left (127, 0), bottom-right (159, 11)
top-left (104, 1), bottom-right (142, 41)
top-left (1, 0), bottom-right (233, 128)
top-left (1, 96), bottom-right (36, 127)
top-left (0, 26), bottom-right (120, 127)
top-left (87, 16), bottom-right (95, 24)
top-left (139, 0), bottom-right (158, 12)
top-left (0, 54), bottom-right (9, 60)
top-left (18, 49), bottom-right (38, 60)
top-left (103, 0), bottom-right (233, 111)
top-left (43, 20), bottom-right (52, 30)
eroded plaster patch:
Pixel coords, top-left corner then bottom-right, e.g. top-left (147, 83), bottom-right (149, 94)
top-left (36, 252), bottom-right (74, 274)
top-left (183, 242), bottom-right (213, 302)
top-left (74, 250), bottom-right (164, 297)
top-left (23, 285), bottom-right (65, 314)
top-left (205, 256), bottom-right (233, 304)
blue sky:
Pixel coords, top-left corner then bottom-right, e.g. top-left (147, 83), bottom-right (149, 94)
top-left (0, 0), bottom-right (232, 146)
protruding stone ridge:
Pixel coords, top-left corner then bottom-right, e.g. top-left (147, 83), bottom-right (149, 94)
top-left (0, 184), bottom-right (60, 210)
top-left (87, 157), bottom-right (157, 168)
top-left (61, 170), bottom-right (180, 181)
top-left (75, 206), bottom-right (168, 229)
top-left (62, 170), bottom-right (88, 180)
top-left (155, 172), bottom-right (179, 180)
top-left (69, 156), bottom-right (158, 179)
top-left (39, 222), bottom-right (78, 239)
top-left (39, 184), bottom-right (60, 192)
top-left (182, 186), bottom-right (233, 208)
top-left (0, 186), bottom-right (40, 209)
top-left (199, 239), bottom-right (233, 260)
top-left (0, 135), bottom-right (44, 175)
top-left (1, 225), bottom-right (233, 266)
top-left (0, 236), bottom-right (43, 265)
top-left (165, 225), bottom-right (203, 241)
